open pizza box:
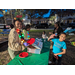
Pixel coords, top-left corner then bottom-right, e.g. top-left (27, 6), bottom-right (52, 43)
top-left (27, 39), bottom-right (43, 54)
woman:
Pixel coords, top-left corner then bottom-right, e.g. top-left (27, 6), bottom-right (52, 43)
top-left (49, 22), bottom-right (63, 38)
top-left (8, 19), bottom-right (25, 59)
top-left (48, 22), bottom-right (63, 64)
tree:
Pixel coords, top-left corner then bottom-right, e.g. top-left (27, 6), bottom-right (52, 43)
top-left (49, 9), bottom-right (75, 23)
top-left (0, 9), bottom-right (16, 24)
top-left (0, 9), bottom-right (7, 24)
top-left (23, 9), bottom-right (49, 24)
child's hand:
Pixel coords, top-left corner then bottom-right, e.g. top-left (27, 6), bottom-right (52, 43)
top-left (49, 32), bottom-right (52, 34)
top-left (25, 40), bottom-right (28, 42)
top-left (54, 54), bottom-right (58, 60)
top-left (49, 34), bottom-right (55, 39)
top-left (54, 54), bottom-right (58, 56)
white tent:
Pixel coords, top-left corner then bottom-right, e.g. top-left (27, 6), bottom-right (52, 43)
top-left (23, 14), bottom-right (31, 26)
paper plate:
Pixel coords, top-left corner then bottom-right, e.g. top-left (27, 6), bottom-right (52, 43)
top-left (27, 38), bottom-right (35, 45)
top-left (71, 42), bottom-right (75, 46)
top-left (19, 52), bottom-right (28, 58)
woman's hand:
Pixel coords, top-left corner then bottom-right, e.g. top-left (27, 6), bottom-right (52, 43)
top-left (20, 42), bottom-right (23, 45)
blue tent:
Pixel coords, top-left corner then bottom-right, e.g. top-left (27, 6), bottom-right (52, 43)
top-left (0, 9), bottom-right (7, 17)
top-left (64, 28), bottom-right (75, 33)
top-left (0, 14), bottom-right (3, 17)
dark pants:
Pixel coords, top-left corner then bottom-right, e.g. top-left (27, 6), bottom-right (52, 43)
top-left (52, 55), bottom-right (62, 65)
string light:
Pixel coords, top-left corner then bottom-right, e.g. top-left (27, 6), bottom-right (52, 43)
top-left (16, 29), bottom-right (25, 43)
top-left (16, 29), bottom-right (30, 44)
top-left (27, 31), bottom-right (30, 39)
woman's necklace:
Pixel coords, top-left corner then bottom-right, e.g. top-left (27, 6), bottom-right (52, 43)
top-left (16, 29), bottom-right (25, 43)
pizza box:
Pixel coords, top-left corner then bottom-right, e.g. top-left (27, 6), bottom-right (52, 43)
top-left (27, 39), bottom-right (43, 54)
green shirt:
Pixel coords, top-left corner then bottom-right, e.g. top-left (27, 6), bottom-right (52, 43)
top-left (22, 29), bottom-right (27, 39)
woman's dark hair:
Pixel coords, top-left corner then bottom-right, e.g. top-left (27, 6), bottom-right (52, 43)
top-left (43, 31), bottom-right (46, 34)
top-left (13, 18), bottom-right (23, 29)
top-left (25, 24), bottom-right (31, 30)
top-left (59, 32), bottom-right (67, 37)
top-left (55, 22), bottom-right (59, 27)
top-left (10, 24), bottom-right (14, 29)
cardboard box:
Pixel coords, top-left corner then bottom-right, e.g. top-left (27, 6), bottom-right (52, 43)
top-left (27, 39), bottom-right (43, 54)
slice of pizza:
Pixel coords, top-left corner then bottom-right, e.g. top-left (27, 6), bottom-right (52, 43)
top-left (73, 42), bottom-right (75, 46)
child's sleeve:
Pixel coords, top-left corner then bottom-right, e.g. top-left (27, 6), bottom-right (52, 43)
top-left (23, 30), bottom-right (27, 39)
top-left (63, 42), bottom-right (67, 49)
top-left (52, 38), bottom-right (55, 42)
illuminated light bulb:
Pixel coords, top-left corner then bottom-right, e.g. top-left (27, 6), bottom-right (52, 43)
top-left (21, 40), bottom-right (23, 43)
top-left (27, 33), bottom-right (29, 35)
top-left (19, 35), bottom-right (21, 38)
top-left (27, 35), bottom-right (29, 37)
top-left (22, 33), bottom-right (24, 36)
top-left (28, 38), bottom-right (30, 39)
top-left (21, 39), bottom-right (23, 41)
top-left (23, 40), bottom-right (24, 42)
top-left (14, 18), bottom-right (16, 20)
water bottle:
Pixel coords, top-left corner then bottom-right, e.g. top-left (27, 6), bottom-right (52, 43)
top-left (55, 33), bottom-right (57, 36)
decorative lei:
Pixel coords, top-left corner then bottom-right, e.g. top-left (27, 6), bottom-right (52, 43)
top-left (16, 29), bottom-right (25, 43)
top-left (16, 29), bottom-right (30, 44)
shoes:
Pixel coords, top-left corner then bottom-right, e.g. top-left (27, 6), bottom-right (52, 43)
top-left (48, 61), bottom-right (52, 64)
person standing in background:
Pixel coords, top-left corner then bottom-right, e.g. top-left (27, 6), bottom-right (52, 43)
top-left (48, 22), bottom-right (63, 64)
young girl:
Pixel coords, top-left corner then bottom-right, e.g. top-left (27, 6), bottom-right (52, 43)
top-left (22, 24), bottom-right (31, 40)
top-left (8, 19), bottom-right (26, 59)
top-left (48, 32), bottom-right (67, 65)
top-left (42, 31), bottom-right (47, 39)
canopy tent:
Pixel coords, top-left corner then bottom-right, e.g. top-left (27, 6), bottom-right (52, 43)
top-left (0, 14), bottom-right (3, 17)
top-left (22, 14), bottom-right (31, 26)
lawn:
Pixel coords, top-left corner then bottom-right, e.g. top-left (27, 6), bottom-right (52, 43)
top-left (0, 29), bottom-right (75, 65)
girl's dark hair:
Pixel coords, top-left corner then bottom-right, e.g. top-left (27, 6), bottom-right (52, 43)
top-left (59, 32), bottom-right (67, 37)
top-left (13, 18), bottom-right (23, 29)
top-left (43, 31), bottom-right (46, 34)
top-left (10, 24), bottom-right (14, 29)
top-left (55, 22), bottom-right (59, 26)
top-left (14, 18), bottom-right (23, 25)
top-left (25, 24), bottom-right (31, 30)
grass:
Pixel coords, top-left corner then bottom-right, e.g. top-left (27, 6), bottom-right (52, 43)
top-left (30, 30), bottom-right (53, 33)
top-left (30, 30), bottom-right (53, 39)
top-left (0, 29), bottom-right (3, 32)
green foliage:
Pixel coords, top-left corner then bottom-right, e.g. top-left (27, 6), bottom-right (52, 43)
top-left (49, 16), bottom-right (55, 20)
top-left (14, 11), bottom-right (25, 20)
top-left (30, 30), bottom-right (53, 33)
